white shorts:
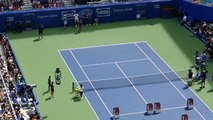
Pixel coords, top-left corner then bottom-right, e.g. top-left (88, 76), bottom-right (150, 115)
top-left (64, 21), bottom-right (67, 25)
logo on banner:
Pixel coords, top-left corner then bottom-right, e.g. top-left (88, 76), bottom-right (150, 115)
top-left (136, 10), bottom-right (147, 19)
top-left (153, 4), bottom-right (160, 9)
top-left (61, 10), bottom-right (76, 20)
top-left (96, 8), bottom-right (110, 17)
top-left (79, 9), bottom-right (93, 18)
top-left (23, 13), bottom-right (36, 16)
top-left (6, 17), bottom-right (14, 22)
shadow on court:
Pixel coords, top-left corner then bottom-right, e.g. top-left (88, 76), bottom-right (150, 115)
top-left (33, 38), bottom-right (41, 42)
top-left (72, 96), bottom-right (81, 102)
top-left (42, 90), bottom-right (49, 95)
top-left (45, 96), bottom-right (52, 101)
top-left (195, 88), bottom-right (202, 92)
top-left (207, 88), bottom-right (213, 93)
top-left (42, 115), bottom-right (48, 119)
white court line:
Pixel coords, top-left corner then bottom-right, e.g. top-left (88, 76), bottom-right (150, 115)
top-left (81, 58), bottom-right (149, 67)
top-left (69, 50), bottom-right (113, 117)
top-left (135, 43), bottom-right (206, 120)
top-left (58, 41), bottom-right (147, 52)
top-left (143, 41), bottom-right (213, 113)
top-left (115, 62), bottom-right (148, 104)
top-left (57, 50), bottom-right (100, 120)
top-left (120, 106), bottom-right (186, 117)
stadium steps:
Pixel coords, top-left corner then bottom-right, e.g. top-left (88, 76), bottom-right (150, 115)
top-left (23, 0), bottom-right (33, 10)
top-left (64, 0), bottom-right (73, 6)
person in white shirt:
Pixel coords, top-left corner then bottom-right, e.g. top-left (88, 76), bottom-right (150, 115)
top-left (73, 13), bottom-right (79, 27)
top-left (181, 14), bottom-right (187, 25)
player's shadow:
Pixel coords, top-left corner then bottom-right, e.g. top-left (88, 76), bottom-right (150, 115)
top-left (207, 88), bottom-right (213, 93)
top-left (75, 31), bottom-right (80, 35)
top-left (183, 85), bottom-right (189, 90)
top-left (195, 88), bottom-right (202, 92)
top-left (42, 115), bottom-right (48, 119)
top-left (45, 96), bottom-right (52, 101)
top-left (72, 96), bottom-right (81, 102)
top-left (42, 90), bottom-right (49, 95)
top-left (33, 38), bottom-right (41, 42)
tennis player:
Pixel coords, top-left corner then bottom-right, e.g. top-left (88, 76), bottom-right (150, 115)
top-left (79, 84), bottom-right (84, 100)
top-left (187, 69), bottom-right (193, 86)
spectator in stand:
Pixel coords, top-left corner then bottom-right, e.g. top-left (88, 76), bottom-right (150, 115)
top-left (1, 6), bottom-right (4, 11)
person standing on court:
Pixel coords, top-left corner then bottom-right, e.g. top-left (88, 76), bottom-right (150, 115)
top-left (50, 81), bottom-right (54, 98)
top-left (48, 76), bottom-right (51, 91)
top-left (85, 12), bottom-right (90, 26)
top-left (187, 69), bottom-right (193, 86)
top-left (38, 24), bottom-right (44, 40)
top-left (200, 67), bottom-right (208, 89)
top-left (79, 84), bottom-right (84, 100)
top-left (78, 19), bottom-right (83, 33)
top-left (73, 13), bottom-right (79, 28)
top-left (63, 14), bottom-right (68, 29)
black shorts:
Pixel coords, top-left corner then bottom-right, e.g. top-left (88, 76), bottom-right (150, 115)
top-left (201, 79), bottom-right (205, 83)
top-left (39, 31), bottom-right (43, 35)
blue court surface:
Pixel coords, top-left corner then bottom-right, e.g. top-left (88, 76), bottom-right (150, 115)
top-left (59, 42), bottom-right (213, 120)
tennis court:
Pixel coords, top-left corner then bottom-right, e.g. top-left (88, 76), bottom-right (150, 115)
top-left (59, 42), bottom-right (212, 120)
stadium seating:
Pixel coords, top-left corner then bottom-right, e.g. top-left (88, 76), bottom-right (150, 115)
top-left (0, 33), bottom-right (40, 120)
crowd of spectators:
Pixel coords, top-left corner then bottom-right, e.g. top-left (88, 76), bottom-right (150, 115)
top-left (0, 0), bottom-right (24, 11)
top-left (191, 20), bottom-right (213, 59)
top-left (32, 0), bottom-right (64, 9)
top-left (0, 33), bottom-right (40, 120)
top-left (179, 11), bottom-right (213, 59)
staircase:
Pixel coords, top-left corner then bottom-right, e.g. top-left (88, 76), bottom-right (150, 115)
top-left (23, 0), bottom-right (33, 10)
top-left (63, 0), bottom-right (73, 7)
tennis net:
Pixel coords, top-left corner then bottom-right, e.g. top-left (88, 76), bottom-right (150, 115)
top-left (75, 69), bottom-right (188, 91)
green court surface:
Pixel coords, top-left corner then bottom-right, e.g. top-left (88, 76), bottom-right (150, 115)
top-left (7, 18), bottom-right (213, 120)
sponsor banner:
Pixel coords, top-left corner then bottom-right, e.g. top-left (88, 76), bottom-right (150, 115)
top-left (96, 8), bottom-right (110, 17)
top-left (6, 17), bottom-right (14, 22)
top-left (112, 7), bottom-right (133, 13)
top-left (37, 14), bottom-right (58, 19)
top-left (153, 4), bottom-right (160, 9)
top-left (78, 9), bottom-right (93, 18)
top-left (61, 10), bottom-right (76, 20)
